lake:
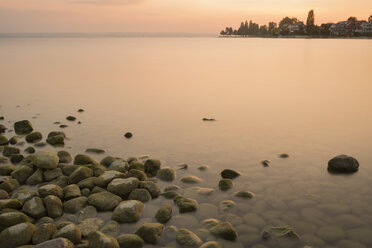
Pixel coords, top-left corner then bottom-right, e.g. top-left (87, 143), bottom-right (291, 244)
top-left (0, 36), bottom-right (372, 247)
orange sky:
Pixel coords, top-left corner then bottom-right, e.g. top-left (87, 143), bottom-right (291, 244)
top-left (0, 0), bottom-right (371, 33)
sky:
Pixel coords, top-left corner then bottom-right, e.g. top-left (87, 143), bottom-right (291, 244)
top-left (0, 0), bottom-right (371, 33)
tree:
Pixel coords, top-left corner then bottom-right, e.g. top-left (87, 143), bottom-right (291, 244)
top-left (369, 15), bottom-right (372, 22)
top-left (279, 17), bottom-right (298, 28)
top-left (268, 22), bottom-right (277, 30)
top-left (220, 30), bottom-right (226, 36)
top-left (259, 25), bottom-right (268, 35)
top-left (347, 17), bottom-right (357, 22)
top-left (319, 23), bottom-right (333, 36)
top-left (248, 20), bottom-right (259, 35)
top-left (306, 10), bottom-right (315, 34)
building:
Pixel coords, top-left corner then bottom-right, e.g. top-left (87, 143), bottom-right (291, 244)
top-left (288, 22), bottom-right (306, 34)
top-left (360, 21), bottom-right (372, 34)
top-left (330, 21), bottom-right (347, 36)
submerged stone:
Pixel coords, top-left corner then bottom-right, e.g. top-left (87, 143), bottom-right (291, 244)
top-left (210, 222), bottom-right (237, 241)
top-left (176, 228), bottom-right (202, 248)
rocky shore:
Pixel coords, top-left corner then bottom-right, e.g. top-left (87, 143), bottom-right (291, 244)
top-left (0, 115), bottom-right (366, 248)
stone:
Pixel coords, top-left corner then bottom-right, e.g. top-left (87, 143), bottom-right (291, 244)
top-left (157, 167), bottom-right (176, 181)
top-left (176, 228), bottom-right (202, 248)
top-left (78, 218), bottom-right (104, 237)
top-left (13, 190), bottom-right (36, 204)
top-left (10, 154), bottom-right (24, 164)
top-left (44, 195), bottom-right (63, 218)
top-left (0, 190), bottom-right (8, 199)
top-left (199, 241), bottom-right (222, 248)
top-left (26, 169), bottom-right (44, 185)
top-left (14, 120), bottom-right (33, 134)
top-left (198, 165), bottom-right (210, 171)
top-left (2, 146), bottom-right (20, 157)
top-left (85, 148), bottom-right (106, 154)
top-left (88, 191), bottom-right (122, 211)
top-left (107, 177), bottom-right (139, 198)
top-left (112, 200), bottom-right (144, 223)
top-left (139, 181), bottom-right (160, 198)
top-left (201, 219), bottom-right (220, 229)
top-left (161, 190), bottom-right (179, 199)
top-left (32, 223), bottom-right (57, 244)
top-left (63, 184), bottom-right (81, 200)
top-left (38, 184), bottom-right (63, 199)
top-left (135, 222), bottom-right (164, 245)
top-left (328, 155), bottom-right (359, 173)
top-left (0, 178), bottom-right (19, 193)
top-left (11, 165), bottom-right (34, 183)
top-left (109, 159), bottom-right (127, 173)
top-left (0, 212), bottom-right (29, 231)
top-left (74, 154), bottom-right (96, 165)
top-left (234, 190), bottom-right (255, 199)
top-left (32, 151), bottom-right (59, 169)
top-left (128, 189), bottom-right (151, 203)
top-left (177, 163), bottom-right (188, 170)
top-left (75, 175), bottom-right (95, 188)
top-left (69, 167), bottom-right (93, 184)
top-left (8, 137), bottom-right (18, 145)
top-left (100, 221), bottom-right (119, 236)
top-left (25, 132), bottom-right (42, 143)
top-left (63, 196), bottom-right (87, 214)
top-left (181, 176), bottom-right (202, 184)
top-left (34, 238), bottom-right (74, 248)
top-left (0, 164), bottom-right (16, 176)
top-left (87, 231), bottom-right (119, 248)
top-left (155, 203), bottom-right (172, 223)
top-left (144, 159), bottom-right (161, 177)
top-left (46, 135), bottom-right (65, 146)
top-left (58, 151), bottom-right (72, 164)
top-left (54, 223), bottom-right (82, 244)
top-left (0, 135), bottom-right (9, 146)
top-left (279, 153), bottom-right (289, 158)
top-left (261, 160), bottom-right (270, 167)
top-left (124, 132), bottom-right (133, 138)
top-left (44, 168), bottom-right (63, 181)
top-left (100, 156), bottom-right (115, 167)
top-left (210, 222), bottom-right (237, 241)
top-left (174, 196), bottom-right (198, 213)
top-left (24, 146), bottom-right (35, 154)
top-left (129, 161), bottom-right (145, 171)
top-left (219, 179), bottom-right (234, 191)
top-left (49, 175), bottom-right (69, 188)
top-left (346, 227), bottom-right (372, 245)
top-left (23, 197), bottom-right (46, 219)
top-left (34, 142), bottom-right (47, 147)
top-left (66, 116), bottom-right (76, 121)
top-left (78, 109), bottom-right (84, 112)
top-left (0, 222), bottom-right (36, 248)
top-left (117, 234), bottom-right (144, 248)
top-left (126, 169), bottom-right (147, 181)
top-left (77, 206), bottom-right (97, 223)
top-left (220, 169), bottom-right (241, 179)
top-left (97, 170), bottom-right (125, 187)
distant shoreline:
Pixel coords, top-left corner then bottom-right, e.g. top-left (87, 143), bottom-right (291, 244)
top-left (218, 35), bottom-right (372, 39)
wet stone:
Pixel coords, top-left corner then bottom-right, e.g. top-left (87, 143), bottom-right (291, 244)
top-left (117, 233), bottom-right (144, 248)
top-left (135, 222), bottom-right (164, 245)
top-left (87, 191), bottom-right (122, 211)
top-left (220, 169), bottom-right (241, 179)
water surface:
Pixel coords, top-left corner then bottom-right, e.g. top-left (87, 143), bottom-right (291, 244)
top-left (0, 37), bottom-right (372, 247)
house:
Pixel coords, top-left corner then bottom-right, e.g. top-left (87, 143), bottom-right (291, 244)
top-left (288, 22), bottom-right (306, 34)
top-left (330, 21), bottom-right (347, 36)
top-left (360, 21), bottom-right (372, 34)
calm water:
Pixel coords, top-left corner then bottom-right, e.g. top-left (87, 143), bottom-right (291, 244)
top-left (0, 37), bottom-right (372, 247)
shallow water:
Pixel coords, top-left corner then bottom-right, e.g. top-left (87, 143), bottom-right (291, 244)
top-left (0, 37), bottom-right (372, 247)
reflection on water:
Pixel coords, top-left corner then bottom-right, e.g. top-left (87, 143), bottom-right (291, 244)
top-left (0, 37), bottom-right (372, 247)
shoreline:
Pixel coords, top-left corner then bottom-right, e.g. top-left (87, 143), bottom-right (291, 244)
top-left (218, 35), bottom-right (372, 39)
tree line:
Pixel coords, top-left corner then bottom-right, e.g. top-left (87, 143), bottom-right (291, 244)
top-left (220, 10), bottom-right (372, 37)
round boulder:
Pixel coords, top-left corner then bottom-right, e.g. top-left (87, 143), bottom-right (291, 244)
top-left (32, 151), bottom-right (59, 169)
top-left (112, 200), bottom-right (144, 223)
top-left (328, 155), bottom-right (359, 173)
